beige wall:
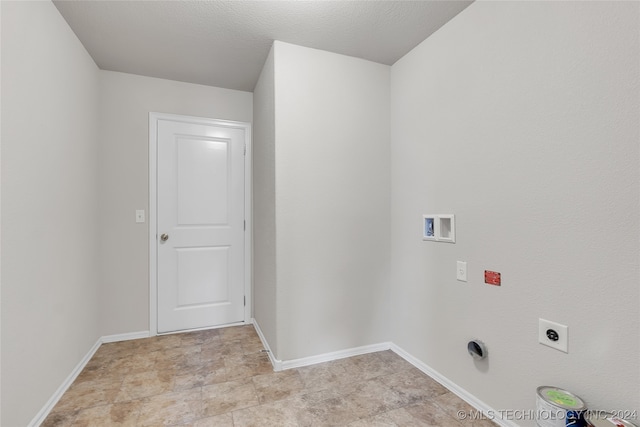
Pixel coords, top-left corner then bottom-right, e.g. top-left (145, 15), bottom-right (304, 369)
top-left (272, 42), bottom-right (391, 360)
top-left (97, 71), bottom-right (253, 336)
top-left (1, 2), bottom-right (100, 425)
top-left (253, 46), bottom-right (278, 352)
top-left (390, 1), bottom-right (639, 423)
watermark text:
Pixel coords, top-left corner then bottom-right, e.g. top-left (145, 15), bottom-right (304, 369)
top-left (455, 409), bottom-right (638, 421)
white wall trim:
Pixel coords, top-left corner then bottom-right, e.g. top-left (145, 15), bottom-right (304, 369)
top-left (243, 125), bottom-right (253, 324)
top-left (390, 343), bottom-right (519, 427)
top-left (149, 113), bottom-right (159, 336)
top-left (250, 318), bottom-right (282, 370)
top-left (27, 338), bottom-right (102, 427)
top-left (280, 342), bottom-right (392, 371)
top-left (101, 331), bottom-right (150, 344)
top-left (148, 112), bottom-right (253, 336)
top-left (252, 319), bottom-right (393, 372)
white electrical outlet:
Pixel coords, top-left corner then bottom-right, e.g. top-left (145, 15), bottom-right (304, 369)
top-left (457, 261), bottom-right (467, 282)
top-left (539, 318), bottom-right (568, 353)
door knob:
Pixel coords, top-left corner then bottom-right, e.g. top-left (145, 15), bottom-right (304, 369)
top-left (160, 233), bottom-right (169, 242)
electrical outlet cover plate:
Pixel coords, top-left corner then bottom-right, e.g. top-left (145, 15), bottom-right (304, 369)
top-left (538, 318), bottom-right (568, 353)
top-left (457, 261), bottom-right (467, 282)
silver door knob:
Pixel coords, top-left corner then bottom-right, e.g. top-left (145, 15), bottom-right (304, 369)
top-left (160, 233), bottom-right (169, 242)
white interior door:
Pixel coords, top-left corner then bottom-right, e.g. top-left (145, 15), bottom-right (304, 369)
top-left (155, 116), bottom-right (246, 333)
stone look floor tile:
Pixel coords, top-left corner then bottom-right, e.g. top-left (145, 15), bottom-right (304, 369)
top-left (252, 369), bottom-right (306, 403)
top-left (179, 329), bottom-right (220, 347)
top-left (350, 401), bottom-right (466, 427)
top-left (348, 407), bottom-right (418, 426)
top-left (403, 400), bottom-right (466, 426)
top-left (432, 392), bottom-right (498, 427)
top-left (379, 366), bottom-right (449, 405)
top-left (242, 337), bottom-right (267, 354)
top-left (52, 377), bottom-right (123, 413)
top-left (115, 370), bottom-right (174, 402)
top-left (220, 325), bottom-right (256, 341)
top-left (212, 339), bottom-right (245, 357)
top-left (72, 364), bottom-right (112, 385)
top-left (201, 378), bottom-right (259, 417)
top-left (224, 352), bottom-right (274, 381)
top-left (369, 350), bottom-right (414, 376)
top-left (147, 334), bottom-right (184, 351)
top-left (295, 360), bottom-right (351, 392)
top-left (199, 345), bottom-right (227, 364)
top-left (285, 387), bottom-right (346, 408)
top-left (232, 399), bottom-right (299, 427)
top-left (107, 351), bottom-right (158, 375)
top-left (327, 357), bottom-right (373, 384)
top-left (43, 325), bottom-right (497, 427)
top-left (339, 377), bottom-right (407, 419)
top-left (71, 400), bottom-right (144, 427)
top-left (185, 412), bottom-right (234, 426)
top-left (40, 410), bottom-right (78, 427)
top-left (137, 388), bottom-right (203, 426)
top-left (295, 394), bottom-right (362, 426)
top-left (89, 342), bottom-right (132, 361)
top-left (172, 365), bottom-right (228, 392)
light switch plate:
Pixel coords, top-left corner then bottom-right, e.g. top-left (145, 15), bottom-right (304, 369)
top-left (538, 318), bottom-right (568, 353)
top-left (457, 261), bottom-right (467, 282)
top-left (135, 210), bottom-right (145, 223)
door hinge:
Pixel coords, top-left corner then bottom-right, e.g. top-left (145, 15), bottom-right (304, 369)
top-left (244, 144), bottom-right (246, 156)
top-left (244, 220), bottom-right (246, 231)
top-left (244, 296), bottom-right (246, 306)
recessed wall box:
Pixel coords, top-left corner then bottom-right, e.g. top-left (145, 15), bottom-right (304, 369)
top-left (423, 215), bottom-right (437, 241)
top-left (422, 214), bottom-right (456, 243)
top-left (438, 215), bottom-right (455, 243)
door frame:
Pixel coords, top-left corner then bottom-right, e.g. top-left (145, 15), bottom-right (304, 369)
top-left (148, 112), bottom-right (252, 336)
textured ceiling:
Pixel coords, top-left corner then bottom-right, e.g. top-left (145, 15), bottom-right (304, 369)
top-left (53, 1), bottom-right (473, 92)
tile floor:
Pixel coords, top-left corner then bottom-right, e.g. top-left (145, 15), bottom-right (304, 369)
top-left (43, 325), bottom-right (497, 426)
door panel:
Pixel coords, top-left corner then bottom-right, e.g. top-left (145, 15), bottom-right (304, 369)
top-left (176, 247), bottom-right (229, 307)
top-left (177, 137), bottom-right (229, 226)
top-left (156, 118), bottom-right (245, 333)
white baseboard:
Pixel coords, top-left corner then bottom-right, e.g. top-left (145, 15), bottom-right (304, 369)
top-left (251, 319), bottom-right (393, 372)
top-left (101, 330), bottom-right (150, 343)
top-left (279, 342), bottom-right (392, 371)
top-left (28, 338), bottom-right (102, 427)
top-left (250, 318), bottom-right (282, 370)
top-left (390, 343), bottom-right (519, 427)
